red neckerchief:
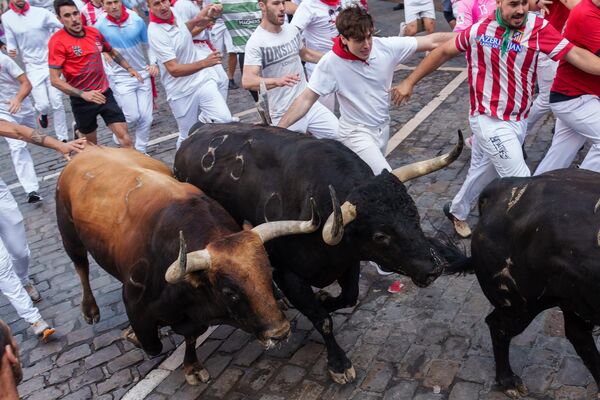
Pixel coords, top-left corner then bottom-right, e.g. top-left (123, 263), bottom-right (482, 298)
top-left (85, 1), bottom-right (103, 25)
top-left (105, 4), bottom-right (129, 26)
top-left (360, 0), bottom-right (368, 10)
top-left (9, 1), bottom-right (30, 15)
top-left (149, 11), bottom-right (175, 24)
top-left (320, 0), bottom-right (340, 6)
top-left (332, 36), bottom-right (369, 64)
top-left (170, 0), bottom-right (177, 5)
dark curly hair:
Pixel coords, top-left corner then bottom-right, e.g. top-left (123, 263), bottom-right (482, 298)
top-left (336, 6), bottom-right (374, 41)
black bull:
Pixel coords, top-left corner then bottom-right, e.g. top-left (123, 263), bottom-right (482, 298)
top-left (174, 122), bottom-right (466, 384)
top-left (447, 168), bottom-right (600, 398)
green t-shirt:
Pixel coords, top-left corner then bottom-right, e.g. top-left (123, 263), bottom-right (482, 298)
top-left (219, 0), bottom-right (262, 53)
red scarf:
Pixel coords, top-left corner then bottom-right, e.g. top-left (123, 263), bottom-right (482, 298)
top-left (332, 36), bottom-right (369, 64)
top-left (9, 1), bottom-right (30, 15)
top-left (149, 11), bottom-right (175, 24)
top-left (105, 4), bottom-right (130, 26)
top-left (320, 0), bottom-right (340, 6)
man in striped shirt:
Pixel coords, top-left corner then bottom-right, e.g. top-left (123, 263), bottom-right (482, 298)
top-left (393, 0), bottom-right (600, 237)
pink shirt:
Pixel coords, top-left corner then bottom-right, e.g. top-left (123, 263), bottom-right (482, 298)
top-left (452, 0), bottom-right (496, 32)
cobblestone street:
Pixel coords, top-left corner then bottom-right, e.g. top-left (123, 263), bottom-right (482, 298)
top-left (0, 1), bottom-right (596, 399)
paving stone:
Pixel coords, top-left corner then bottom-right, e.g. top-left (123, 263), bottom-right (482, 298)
top-left (25, 385), bottom-right (65, 400)
top-left (449, 381), bottom-right (482, 400)
top-left (289, 341), bottom-right (325, 367)
top-left (521, 365), bottom-right (555, 395)
top-left (268, 365), bottom-right (307, 393)
top-left (48, 361), bottom-right (79, 385)
top-left (383, 380), bottom-right (420, 400)
top-left (93, 329), bottom-right (123, 350)
top-left (361, 361), bottom-right (394, 392)
top-left (68, 367), bottom-right (105, 391)
top-left (219, 330), bottom-right (252, 353)
top-left (289, 379), bottom-right (325, 400)
top-left (233, 340), bottom-right (264, 367)
top-left (554, 386), bottom-right (589, 400)
top-left (107, 349), bottom-right (145, 373)
top-left (206, 367), bottom-right (244, 398)
top-left (60, 386), bottom-right (93, 400)
top-left (205, 354), bottom-right (233, 380)
top-left (56, 344), bottom-right (91, 366)
top-left (456, 355), bottom-right (496, 384)
top-left (238, 360), bottom-right (282, 392)
top-left (423, 359), bottom-right (461, 390)
top-left (17, 376), bottom-right (45, 398)
top-left (155, 369), bottom-right (186, 395)
top-left (555, 357), bottom-right (592, 387)
top-left (265, 329), bottom-right (308, 359)
top-left (96, 368), bottom-right (133, 395)
top-left (84, 343), bottom-right (121, 369)
top-left (27, 339), bottom-right (63, 364)
top-left (21, 356), bottom-right (54, 381)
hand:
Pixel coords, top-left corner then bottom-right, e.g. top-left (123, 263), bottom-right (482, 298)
top-left (274, 73), bottom-right (301, 87)
top-left (81, 90), bottom-right (107, 104)
top-left (57, 137), bottom-right (86, 161)
top-left (129, 68), bottom-right (144, 82)
top-left (8, 49), bottom-right (17, 58)
top-left (536, 0), bottom-right (552, 14)
top-left (146, 64), bottom-right (159, 77)
top-left (201, 51), bottom-right (222, 68)
top-left (390, 81), bottom-right (413, 106)
top-left (7, 98), bottom-right (21, 114)
top-left (206, 3), bottom-right (222, 19)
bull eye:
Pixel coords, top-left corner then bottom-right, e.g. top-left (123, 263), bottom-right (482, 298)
top-left (372, 232), bottom-right (390, 245)
top-left (222, 287), bottom-right (240, 302)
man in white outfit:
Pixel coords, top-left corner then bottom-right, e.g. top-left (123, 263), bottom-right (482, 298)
top-left (2, 0), bottom-right (69, 142)
top-left (0, 52), bottom-right (43, 204)
top-left (279, 6), bottom-right (452, 174)
top-left (0, 120), bottom-right (84, 341)
top-left (97, 0), bottom-right (157, 153)
top-left (243, 0), bottom-right (338, 139)
top-left (172, 0), bottom-right (229, 100)
top-left (147, 0), bottom-right (233, 148)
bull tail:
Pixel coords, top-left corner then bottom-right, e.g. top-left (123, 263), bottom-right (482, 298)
top-left (443, 256), bottom-right (475, 275)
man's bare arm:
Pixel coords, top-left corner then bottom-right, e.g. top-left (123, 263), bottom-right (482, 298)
top-left (163, 50), bottom-right (222, 77)
top-left (563, 46), bottom-right (600, 76)
top-left (277, 88), bottom-right (320, 128)
top-left (185, 4), bottom-right (222, 32)
top-left (299, 47), bottom-right (323, 64)
top-left (415, 32), bottom-right (457, 52)
top-left (49, 67), bottom-right (84, 97)
top-left (241, 64), bottom-right (301, 91)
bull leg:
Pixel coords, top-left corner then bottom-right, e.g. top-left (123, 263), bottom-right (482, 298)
top-left (276, 270), bottom-right (355, 384)
top-left (183, 333), bottom-right (211, 385)
top-left (486, 307), bottom-right (538, 398)
top-left (562, 310), bottom-right (600, 394)
top-left (122, 291), bottom-right (163, 357)
top-left (56, 203), bottom-right (100, 324)
top-left (317, 263), bottom-right (360, 314)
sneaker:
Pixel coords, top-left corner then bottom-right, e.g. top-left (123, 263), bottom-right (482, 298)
top-left (443, 202), bottom-right (472, 238)
top-left (24, 282), bottom-right (41, 303)
top-left (31, 319), bottom-right (55, 342)
top-left (369, 261), bottom-right (394, 276)
top-left (228, 79), bottom-right (239, 90)
top-left (465, 136), bottom-right (473, 149)
top-left (27, 191), bottom-right (43, 204)
top-left (37, 114), bottom-right (48, 129)
top-left (71, 121), bottom-right (82, 139)
top-left (230, 116), bottom-right (240, 123)
top-left (393, 2), bottom-right (404, 10)
top-left (398, 22), bottom-right (406, 37)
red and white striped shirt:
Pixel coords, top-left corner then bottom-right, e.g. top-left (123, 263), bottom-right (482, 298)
top-left (455, 13), bottom-right (573, 121)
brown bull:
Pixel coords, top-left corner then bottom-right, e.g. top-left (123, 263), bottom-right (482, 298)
top-left (56, 146), bottom-right (318, 384)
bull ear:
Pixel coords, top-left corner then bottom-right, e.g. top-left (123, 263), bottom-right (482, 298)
top-left (391, 130), bottom-right (464, 182)
top-left (242, 220), bottom-right (254, 231)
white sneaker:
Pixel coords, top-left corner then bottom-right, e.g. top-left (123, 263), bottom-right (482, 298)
top-left (398, 22), bottom-right (406, 37)
top-left (31, 319), bottom-right (55, 342)
top-left (231, 116), bottom-right (240, 123)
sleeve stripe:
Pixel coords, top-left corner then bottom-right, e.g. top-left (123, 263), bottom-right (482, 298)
top-left (549, 39), bottom-right (573, 60)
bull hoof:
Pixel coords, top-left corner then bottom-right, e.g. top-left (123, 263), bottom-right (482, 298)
top-left (185, 368), bottom-right (210, 385)
top-left (499, 374), bottom-right (528, 398)
top-left (316, 290), bottom-right (332, 303)
top-left (596, 392), bottom-right (600, 400)
top-left (122, 327), bottom-right (141, 348)
top-left (328, 365), bottom-right (356, 384)
top-left (81, 305), bottom-right (100, 324)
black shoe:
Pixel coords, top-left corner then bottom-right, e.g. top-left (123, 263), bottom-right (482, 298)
top-left (521, 144), bottom-right (528, 160)
top-left (62, 139), bottom-right (67, 143)
top-left (37, 114), bottom-right (48, 129)
top-left (228, 79), bottom-right (239, 90)
top-left (393, 3), bottom-right (404, 10)
top-left (27, 191), bottom-right (43, 204)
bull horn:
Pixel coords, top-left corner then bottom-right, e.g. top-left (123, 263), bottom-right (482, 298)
top-left (252, 197), bottom-right (320, 243)
top-left (391, 130), bottom-right (464, 182)
top-left (322, 191), bottom-right (357, 246)
top-left (165, 231), bottom-right (212, 283)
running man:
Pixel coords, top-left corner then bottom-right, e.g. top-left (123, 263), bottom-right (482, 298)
top-left (393, 0), bottom-right (600, 237)
top-left (147, 0), bottom-right (232, 148)
top-left (534, 0), bottom-right (600, 174)
top-left (49, 0), bottom-right (141, 146)
top-left (80, 0), bottom-right (106, 25)
top-left (0, 51), bottom-right (43, 203)
top-left (400, 0), bottom-right (436, 36)
top-left (243, 0), bottom-right (338, 138)
top-left (2, 0), bottom-right (70, 142)
top-left (278, 6), bottom-right (453, 174)
top-left (97, 0), bottom-right (157, 153)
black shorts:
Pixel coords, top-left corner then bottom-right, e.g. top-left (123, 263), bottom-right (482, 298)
top-left (70, 88), bottom-right (126, 134)
top-left (443, 10), bottom-right (455, 23)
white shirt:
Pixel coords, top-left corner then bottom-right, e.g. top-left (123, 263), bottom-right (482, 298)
top-left (172, 0), bottom-right (210, 41)
top-left (81, 1), bottom-right (106, 25)
top-left (291, 0), bottom-right (340, 54)
top-left (0, 53), bottom-right (30, 112)
top-left (148, 8), bottom-right (205, 101)
top-left (245, 24), bottom-right (307, 119)
top-left (308, 37), bottom-right (417, 127)
top-left (1, 6), bottom-right (62, 69)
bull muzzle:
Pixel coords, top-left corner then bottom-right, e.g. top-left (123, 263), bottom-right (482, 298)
top-left (258, 320), bottom-right (291, 350)
top-left (412, 248), bottom-right (446, 288)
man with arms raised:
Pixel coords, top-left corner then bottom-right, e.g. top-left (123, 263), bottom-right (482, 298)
top-left (243, 0), bottom-right (338, 138)
top-left (393, 0), bottom-right (600, 237)
top-left (278, 6), bottom-right (453, 174)
top-left (147, 0), bottom-right (232, 148)
top-left (49, 0), bottom-right (142, 146)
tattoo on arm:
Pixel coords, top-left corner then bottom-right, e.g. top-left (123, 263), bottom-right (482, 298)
top-left (31, 129), bottom-right (48, 146)
top-left (66, 87), bottom-right (83, 97)
top-left (111, 50), bottom-right (131, 70)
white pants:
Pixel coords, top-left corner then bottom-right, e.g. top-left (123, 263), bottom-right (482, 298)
top-left (0, 179), bottom-right (39, 324)
top-left (526, 54), bottom-right (558, 133)
top-left (112, 75), bottom-right (154, 153)
top-left (450, 115), bottom-right (530, 220)
top-left (305, 63), bottom-right (335, 112)
top-left (272, 101), bottom-right (339, 140)
top-left (194, 42), bottom-right (229, 101)
top-left (535, 95), bottom-right (600, 175)
top-left (27, 67), bottom-right (69, 141)
top-left (337, 118), bottom-right (391, 175)
top-left (210, 22), bottom-right (234, 54)
top-left (0, 105), bottom-right (40, 194)
top-left (405, 0), bottom-right (436, 23)
top-left (168, 79), bottom-right (233, 149)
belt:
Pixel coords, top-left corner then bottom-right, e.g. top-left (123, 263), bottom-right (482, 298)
top-left (193, 39), bottom-right (216, 51)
